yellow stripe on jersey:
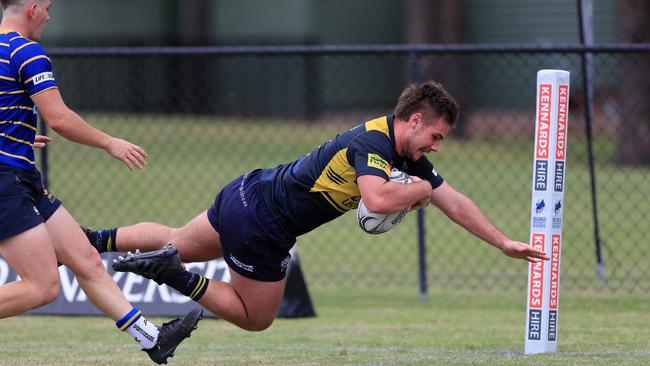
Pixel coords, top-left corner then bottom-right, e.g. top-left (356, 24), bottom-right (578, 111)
top-left (0, 89), bottom-right (26, 95)
top-left (0, 59), bottom-right (9, 64)
top-left (18, 55), bottom-right (50, 75)
top-left (0, 75), bottom-right (16, 81)
top-left (0, 149), bottom-right (35, 164)
top-left (0, 120), bottom-right (37, 131)
top-left (310, 148), bottom-right (361, 212)
top-left (0, 105), bottom-right (32, 111)
top-left (318, 191), bottom-right (347, 213)
top-left (365, 116), bottom-right (390, 137)
top-left (9, 36), bottom-right (23, 42)
top-left (0, 43), bottom-right (9, 47)
top-left (10, 41), bottom-right (36, 58)
top-left (0, 133), bottom-right (33, 146)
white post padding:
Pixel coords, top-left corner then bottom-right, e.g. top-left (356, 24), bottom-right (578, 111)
top-left (525, 69), bottom-right (570, 354)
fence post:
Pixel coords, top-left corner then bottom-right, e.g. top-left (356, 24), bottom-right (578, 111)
top-left (577, 0), bottom-right (606, 285)
top-left (409, 51), bottom-right (428, 304)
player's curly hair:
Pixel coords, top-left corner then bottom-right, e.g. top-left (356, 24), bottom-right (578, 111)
top-left (393, 81), bottom-right (459, 126)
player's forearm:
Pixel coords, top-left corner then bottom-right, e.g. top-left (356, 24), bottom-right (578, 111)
top-left (367, 180), bottom-right (431, 214)
top-left (446, 196), bottom-right (508, 250)
top-left (46, 108), bottom-right (112, 150)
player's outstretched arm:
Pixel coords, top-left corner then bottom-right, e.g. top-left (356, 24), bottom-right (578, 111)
top-left (31, 88), bottom-right (148, 171)
top-left (429, 181), bottom-right (548, 263)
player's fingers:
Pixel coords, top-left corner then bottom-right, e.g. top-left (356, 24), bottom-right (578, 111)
top-left (134, 145), bottom-right (148, 157)
top-left (128, 152), bottom-right (145, 170)
top-left (131, 149), bottom-right (148, 166)
top-left (122, 156), bottom-right (135, 172)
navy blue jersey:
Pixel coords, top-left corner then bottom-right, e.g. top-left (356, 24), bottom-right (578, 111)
top-left (0, 30), bottom-right (57, 171)
top-left (259, 115), bottom-right (444, 237)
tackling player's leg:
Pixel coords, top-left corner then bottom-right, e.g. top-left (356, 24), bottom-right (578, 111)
top-left (0, 224), bottom-right (60, 318)
top-left (47, 206), bottom-right (202, 364)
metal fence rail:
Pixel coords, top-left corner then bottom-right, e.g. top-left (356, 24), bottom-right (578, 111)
top-left (41, 43), bottom-right (650, 294)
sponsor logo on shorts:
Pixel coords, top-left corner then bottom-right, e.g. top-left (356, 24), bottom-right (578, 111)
top-left (32, 72), bottom-right (54, 86)
top-left (229, 254), bottom-right (254, 272)
top-left (280, 256), bottom-right (291, 272)
top-left (32, 205), bottom-right (40, 215)
top-left (367, 153), bottom-right (390, 174)
top-left (238, 172), bottom-right (250, 207)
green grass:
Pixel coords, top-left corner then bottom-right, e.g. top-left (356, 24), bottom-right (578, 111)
top-left (1, 289), bottom-right (649, 365)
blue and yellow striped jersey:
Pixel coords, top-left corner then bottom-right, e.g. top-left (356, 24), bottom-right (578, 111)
top-left (259, 115), bottom-right (444, 237)
top-left (0, 29), bottom-right (57, 171)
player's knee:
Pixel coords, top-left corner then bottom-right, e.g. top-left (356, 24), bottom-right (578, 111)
top-left (70, 250), bottom-right (106, 278)
top-left (34, 279), bottom-right (60, 306)
top-left (243, 315), bottom-right (275, 331)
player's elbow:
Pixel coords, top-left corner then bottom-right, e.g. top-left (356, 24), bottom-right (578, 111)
top-left (41, 107), bottom-right (70, 133)
top-left (362, 196), bottom-right (393, 214)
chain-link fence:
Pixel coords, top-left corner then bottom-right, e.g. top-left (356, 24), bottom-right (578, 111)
top-left (41, 44), bottom-right (650, 295)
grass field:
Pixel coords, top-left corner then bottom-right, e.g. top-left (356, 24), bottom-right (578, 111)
top-left (1, 289), bottom-right (649, 365)
top-left (4, 114), bottom-right (647, 365)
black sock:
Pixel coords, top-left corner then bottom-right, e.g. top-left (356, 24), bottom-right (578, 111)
top-left (84, 227), bottom-right (118, 253)
top-left (162, 270), bottom-right (209, 301)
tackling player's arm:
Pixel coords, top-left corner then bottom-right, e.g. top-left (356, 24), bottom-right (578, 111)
top-left (357, 174), bottom-right (432, 214)
top-left (429, 181), bottom-right (549, 263)
top-left (31, 89), bottom-right (148, 171)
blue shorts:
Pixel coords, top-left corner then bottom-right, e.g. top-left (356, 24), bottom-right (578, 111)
top-left (0, 165), bottom-right (62, 242)
top-left (207, 169), bottom-right (296, 282)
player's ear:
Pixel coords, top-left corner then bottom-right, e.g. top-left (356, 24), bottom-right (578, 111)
top-left (25, 1), bottom-right (38, 19)
top-left (409, 112), bottom-right (423, 129)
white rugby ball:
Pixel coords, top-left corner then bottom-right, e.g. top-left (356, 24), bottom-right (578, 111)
top-left (357, 168), bottom-right (413, 234)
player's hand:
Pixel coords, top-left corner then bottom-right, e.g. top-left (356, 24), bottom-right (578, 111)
top-left (106, 137), bottom-right (148, 171)
top-left (500, 240), bottom-right (549, 263)
top-left (33, 135), bottom-right (52, 149)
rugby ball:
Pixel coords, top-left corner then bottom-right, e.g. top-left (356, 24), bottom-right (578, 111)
top-left (357, 168), bottom-right (413, 234)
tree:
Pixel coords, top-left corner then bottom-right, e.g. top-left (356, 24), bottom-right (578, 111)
top-left (616, 0), bottom-right (650, 165)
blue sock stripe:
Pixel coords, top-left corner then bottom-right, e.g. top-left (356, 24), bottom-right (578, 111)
top-left (115, 307), bottom-right (141, 331)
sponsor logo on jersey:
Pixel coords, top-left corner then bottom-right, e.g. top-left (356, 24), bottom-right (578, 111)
top-left (32, 72), bottom-right (54, 86)
top-left (367, 153), bottom-right (390, 174)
